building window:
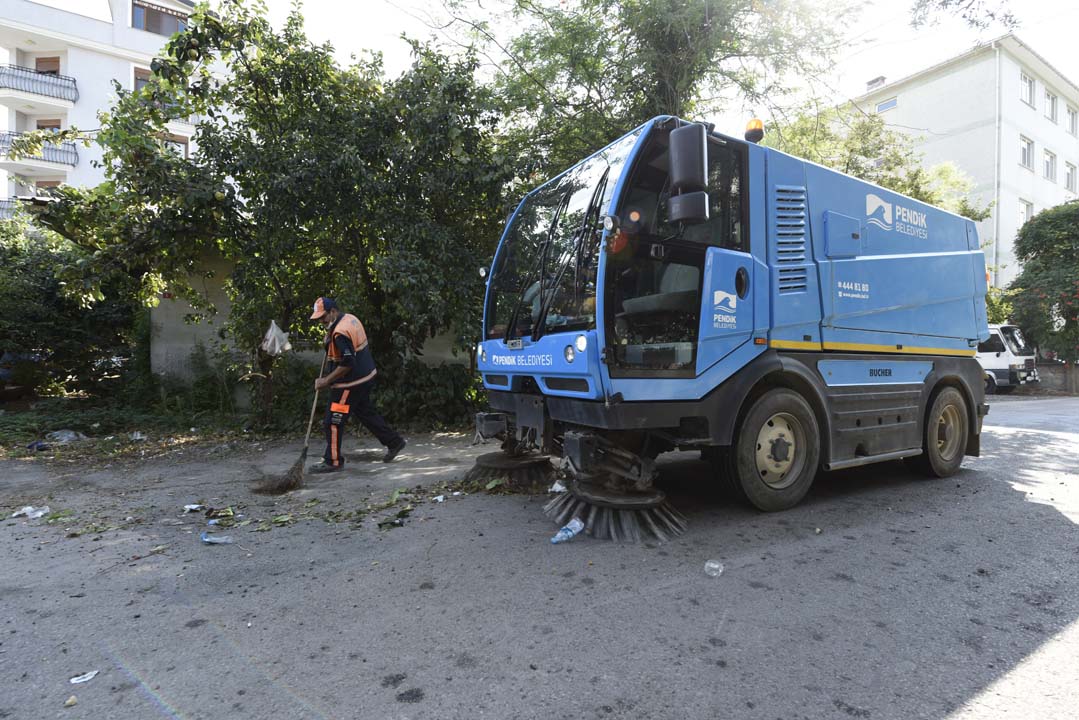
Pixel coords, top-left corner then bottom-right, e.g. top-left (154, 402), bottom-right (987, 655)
top-left (34, 57), bottom-right (60, 75)
top-left (1044, 150), bottom-right (1057, 182)
top-left (1019, 199), bottom-right (1033, 227)
top-left (1068, 106), bottom-right (1078, 136)
top-left (134, 67), bottom-right (152, 92)
top-left (132, 1), bottom-right (187, 37)
top-left (1045, 91), bottom-right (1058, 122)
top-left (1020, 71), bottom-right (1035, 107)
top-left (1067, 162), bottom-right (1077, 193)
top-left (163, 134), bottom-right (188, 158)
top-left (1019, 136), bottom-right (1034, 169)
top-left (875, 97), bottom-right (897, 113)
top-left (36, 118), bottom-right (61, 132)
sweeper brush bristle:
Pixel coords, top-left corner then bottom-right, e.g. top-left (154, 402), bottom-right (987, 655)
top-left (254, 448), bottom-right (306, 495)
top-left (543, 491), bottom-right (687, 543)
top-left (462, 452), bottom-right (555, 491)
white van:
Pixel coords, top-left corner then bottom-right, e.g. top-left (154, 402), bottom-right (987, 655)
top-left (976, 324), bottom-right (1039, 394)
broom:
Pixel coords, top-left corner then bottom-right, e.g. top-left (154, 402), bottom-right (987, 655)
top-left (254, 352), bottom-right (328, 494)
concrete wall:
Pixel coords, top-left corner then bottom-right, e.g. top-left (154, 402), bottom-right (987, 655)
top-left (1022, 363), bottom-right (1079, 394)
top-left (150, 257), bottom-right (471, 381)
top-left (149, 255), bottom-right (233, 378)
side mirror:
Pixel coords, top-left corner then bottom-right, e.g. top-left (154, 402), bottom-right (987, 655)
top-left (668, 123), bottom-right (709, 225)
top-left (669, 123), bottom-right (708, 192)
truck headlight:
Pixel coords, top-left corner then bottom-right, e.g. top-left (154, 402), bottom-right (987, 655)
top-left (564, 345), bottom-right (575, 363)
top-left (575, 335), bottom-right (587, 352)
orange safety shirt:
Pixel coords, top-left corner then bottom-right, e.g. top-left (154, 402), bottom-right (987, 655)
top-left (326, 313), bottom-right (377, 387)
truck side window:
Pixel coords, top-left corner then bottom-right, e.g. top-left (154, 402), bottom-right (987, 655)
top-left (978, 334), bottom-right (1006, 353)
top-left (618, 134), bottom-right (747, 252)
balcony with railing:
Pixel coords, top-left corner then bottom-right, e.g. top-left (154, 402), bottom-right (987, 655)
top-left (0, 131), bottom-right (79, 173)
top-left (0, 65), bottom-right (79, 112)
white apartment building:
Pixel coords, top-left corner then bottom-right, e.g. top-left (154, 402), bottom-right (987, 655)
top-left (855, 33), bottom-right (1079, 288)
top-left (0, 0), bottom-right (196, 216)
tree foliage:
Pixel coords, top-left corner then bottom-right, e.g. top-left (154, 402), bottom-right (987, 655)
top-left (909, 0), bottom-right (1016, 29)
top-left (767, 104), bottom-right (990, 220)
top-left (1009, 200), bottom-right (1079, 360)
top-left (11, 0), bottom-right (511, 414)
top-left (0, 214), bottom-right (139, 390)
top-left (473, 0), bottom-right (850, 175)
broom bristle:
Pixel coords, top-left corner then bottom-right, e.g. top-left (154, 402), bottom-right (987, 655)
top-left (543, 492), bottom-right (687, 542)
top-left (254, 448), bottom-right (306, 494)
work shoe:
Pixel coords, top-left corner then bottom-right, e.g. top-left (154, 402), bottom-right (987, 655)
top-left (308, 461), bottom-right (344, 474)
top-left (383, 439), bottom-right (406, 463)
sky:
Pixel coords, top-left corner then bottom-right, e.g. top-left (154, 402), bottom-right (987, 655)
top-left (262, 0), bottom-right (1079, 134)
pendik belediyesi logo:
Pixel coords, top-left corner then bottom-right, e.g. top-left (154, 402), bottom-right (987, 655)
top-left (865, 193), bottom-right (894, 230)
top-left (713, 290), bottom-right (737, 313)
top-left (866, 193), bottom-right (928, 238)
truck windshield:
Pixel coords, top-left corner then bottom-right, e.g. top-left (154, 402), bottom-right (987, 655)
top-left (1000, 326), bottom-right (1032, 356)
top-left (485, 129), bottom-right (641, 340)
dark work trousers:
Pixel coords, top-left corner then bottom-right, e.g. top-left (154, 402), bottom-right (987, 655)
top-left (323, 379), bottom-right (402, 467)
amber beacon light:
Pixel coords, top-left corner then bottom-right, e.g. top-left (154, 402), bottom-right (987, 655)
top-left (744, 118), bottom-right (764, 144)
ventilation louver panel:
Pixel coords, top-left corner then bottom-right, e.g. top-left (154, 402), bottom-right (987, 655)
top-left (774, 185), bottom-right (808, 294)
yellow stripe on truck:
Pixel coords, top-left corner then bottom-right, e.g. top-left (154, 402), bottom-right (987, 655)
top-left (769, 340), bottom-right (976, 357)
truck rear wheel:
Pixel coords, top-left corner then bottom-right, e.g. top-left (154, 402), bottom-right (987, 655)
top-left (909, 386), bottom-right (968, 477)
top-left (727, 388), bottom-right (820, 512)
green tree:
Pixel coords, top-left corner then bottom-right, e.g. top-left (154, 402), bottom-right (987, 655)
top-left (11, 1), bottom-right (509, 418)
top-left (767, 103), bottom-right (990, 219)
top-left (1009, 200), bottom-right (1079, 360)
top-left (985, 287), bottom-right (1014, 324)
top-left (909, 0), bottom-right (1016, 29)
top-left (459, 0), bottom-right (851, 176)
top-left (0, 213), bottom-right (138, 392)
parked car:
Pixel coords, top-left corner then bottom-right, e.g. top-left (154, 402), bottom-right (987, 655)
top-left (975, 324), bottom-right (1038, 394)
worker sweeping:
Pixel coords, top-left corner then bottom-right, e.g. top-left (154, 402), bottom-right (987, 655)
top-left (308, 297), bottom-right (406, 473)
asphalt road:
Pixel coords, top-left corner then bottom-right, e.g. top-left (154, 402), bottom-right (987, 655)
top-left (2, 397), bottom-right (1078, 720)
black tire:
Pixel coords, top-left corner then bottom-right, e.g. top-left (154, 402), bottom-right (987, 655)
top-left (726, 388), bottom-right (820, 512)
top-left (996, 385), bottom-right (1015, 395)
top-left (909, 386), bottom-right (969, 477)
top-left (704, 447), bottom-right (745, 500)
top-left (983, 374), bottom-right (996, 395)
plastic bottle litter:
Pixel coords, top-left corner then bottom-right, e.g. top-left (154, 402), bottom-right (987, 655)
top-left (183, 504), bottom-right (205, 513)
top-left (46, 430), bottom-right (88, 444)
top-left (200, 531), bottom-right (234, 545)
top-left (550, 517), bottom-right (585, 544)
top-left (548, 480), bottom-right (567, 494)
top-left (11, 506), bottom-right (50, 519)
top-left (69, 670), bottom-right (99, 685)
top-left (432, 495), bottom-right (445, 503)
top-left (704, 560), bottom-right (725, 577)
top-left (129, 431), bottom-right (147, 441)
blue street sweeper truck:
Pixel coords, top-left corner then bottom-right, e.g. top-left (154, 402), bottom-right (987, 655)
top-left (473, 116), bottom-right (990, 541)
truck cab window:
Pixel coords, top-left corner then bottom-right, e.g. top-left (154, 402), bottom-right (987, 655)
top-left (977, 334), bottom-right (1006, 353)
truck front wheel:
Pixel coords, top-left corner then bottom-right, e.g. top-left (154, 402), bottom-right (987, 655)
top-left (909, 386), bottom-right (968, 477)
top-left (728, 388), bottom-right (820, 512)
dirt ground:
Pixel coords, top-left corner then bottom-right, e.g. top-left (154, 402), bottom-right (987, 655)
top-left (2, 400), bottom-right (1079, 719)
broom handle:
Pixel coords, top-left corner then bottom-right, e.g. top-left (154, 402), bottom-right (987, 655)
top-left (303, 351), bottom-right (329, 449)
